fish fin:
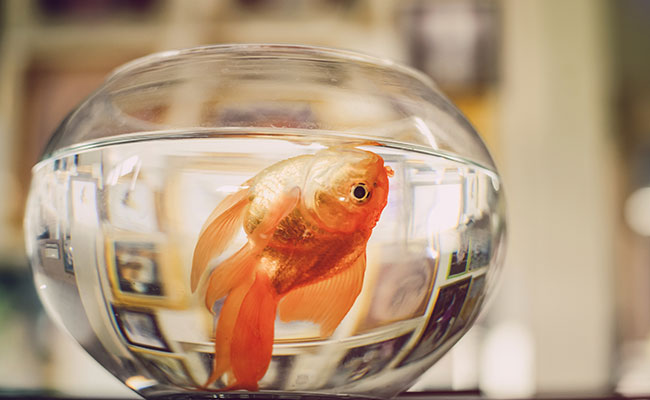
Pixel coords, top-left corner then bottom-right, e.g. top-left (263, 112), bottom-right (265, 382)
top-left (278, 253), bottom-right (366, 337)
top-left (204, 244), bottom-right (259, 310)
top-left (204, 274), bottom-right (255, 388)
top-left (203, 186), bottom-right (301, 307)
top-left (201, 187), bottom-right (301, 388)
top-left (229, 270), bottom-right (279, 391)
top-left (191, 188), bottom-right (251, 292)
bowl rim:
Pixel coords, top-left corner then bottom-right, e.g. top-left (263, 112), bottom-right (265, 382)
top-left (106, 43), bottom-right (437, 89)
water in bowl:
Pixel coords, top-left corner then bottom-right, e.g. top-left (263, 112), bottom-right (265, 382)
top-left (24, 131), bottom-right (504, 399)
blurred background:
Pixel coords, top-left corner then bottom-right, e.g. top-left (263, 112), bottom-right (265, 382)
top-left (0, 0), bottom-right (649, 398)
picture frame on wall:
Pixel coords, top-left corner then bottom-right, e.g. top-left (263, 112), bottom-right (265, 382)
top-left (70, 175), bottom-right (99, 224)
top-left (467, 216), bottom-right (492, 271)
top-left (354, 243), bottom-right (437, 334)
top-left (114, 241), bottom-right (163, 297)
top-left (327, 333), bottom-right (412, 387)
top-left (448, 273), bottom-right (487, 337)
top-left (397, 277), bottom-right (471, 366)
top-left (134, 351), bottom-right (194, 387)
top-left (112, 305), bottom-right (170, 352)
top-left (105, 177), bottom-right (160, 233)
top-left (105, 233), bottom-right (188, 308)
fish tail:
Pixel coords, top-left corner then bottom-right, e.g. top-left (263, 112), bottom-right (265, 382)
top-left (228, 270), bottom-right (279, 391)
top-left (203, 274), bottom-right (255, 388)
top-left (200, 187), bottom-right (299, 389)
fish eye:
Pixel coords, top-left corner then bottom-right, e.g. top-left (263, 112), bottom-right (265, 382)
top-left (351, 183), bottom-right (371, 202)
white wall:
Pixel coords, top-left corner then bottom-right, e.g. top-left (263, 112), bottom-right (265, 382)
top-left (492, 0), bottom-right (616, 394)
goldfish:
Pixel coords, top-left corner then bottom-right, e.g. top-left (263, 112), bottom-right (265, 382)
top-left (190, 145), bottom-right (393, 391)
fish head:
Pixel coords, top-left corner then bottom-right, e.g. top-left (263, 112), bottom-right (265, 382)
top-left (303, 147), bottom-right (392, 234)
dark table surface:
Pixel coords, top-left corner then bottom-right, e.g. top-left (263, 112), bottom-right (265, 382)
top-left (0, 390), bottom-right (644, 400)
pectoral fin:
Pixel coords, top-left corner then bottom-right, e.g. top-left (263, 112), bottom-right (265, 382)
top-left (278, 253), bottom-right (366, 337)
top-left (191, 188), bottom-right (251, 292)
top-left (204, 245), bottom-right (259, 310)
top-left (203, 187), bottom-right (301, 306)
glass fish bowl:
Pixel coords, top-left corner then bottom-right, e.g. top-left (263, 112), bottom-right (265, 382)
top-left (24, 44), bottom-right (506, 399)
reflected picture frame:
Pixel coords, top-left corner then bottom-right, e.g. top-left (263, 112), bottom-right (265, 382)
top-left (396, 276), bottom-right (471, 366)
top-left (112, 305), bottom-right (170, 352)
top-left (105, 232), bottom-right (188, 309)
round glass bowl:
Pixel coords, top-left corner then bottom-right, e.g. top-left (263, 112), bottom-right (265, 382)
top-left (24, 44), bottom-right (505, 399)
